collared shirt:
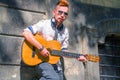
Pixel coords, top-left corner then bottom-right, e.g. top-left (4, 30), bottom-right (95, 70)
top-left (24, 18), bottom-right (69, 50)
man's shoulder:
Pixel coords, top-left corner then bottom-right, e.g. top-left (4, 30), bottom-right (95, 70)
top-left (37, 19), bottom-right (51, 25)
top-left (39, 19), bottom-right (51, 22)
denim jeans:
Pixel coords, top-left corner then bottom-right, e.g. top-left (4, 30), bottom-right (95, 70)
top-left (35, 62), bottom-right (64, 80)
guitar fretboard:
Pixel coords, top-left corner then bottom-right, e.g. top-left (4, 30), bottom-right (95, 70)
top-left (51, 50), bottom-right (84, 58)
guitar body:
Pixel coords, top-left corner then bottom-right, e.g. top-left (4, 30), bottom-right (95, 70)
top-left (22, 34), bottom-right (61, 66)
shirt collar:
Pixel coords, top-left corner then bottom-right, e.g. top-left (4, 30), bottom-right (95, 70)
top-left (51, 17), bottom-right (64, 31)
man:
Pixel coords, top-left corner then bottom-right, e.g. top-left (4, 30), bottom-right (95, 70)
top-left (22, 0), bottom-right (86, 80)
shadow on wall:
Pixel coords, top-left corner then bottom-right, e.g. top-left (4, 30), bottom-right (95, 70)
top-left (0, 0), bottom-right (45, 80)
top-left (20, 61), bottom-right (40, 80)
top-left (68, 0), bottom-right (120, 48)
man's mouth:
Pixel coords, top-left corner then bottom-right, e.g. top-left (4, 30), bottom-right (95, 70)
top-left (59, 18), bottom-right (63, 22)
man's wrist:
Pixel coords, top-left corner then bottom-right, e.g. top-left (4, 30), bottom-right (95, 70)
top-left (39, 46), bottom-right (44, 52)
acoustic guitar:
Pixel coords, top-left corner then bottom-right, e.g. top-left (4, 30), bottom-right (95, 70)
top-left (22, 34), bottom-right (99, 66)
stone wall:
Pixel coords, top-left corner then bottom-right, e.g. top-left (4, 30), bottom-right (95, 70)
top-left (0, 0), bottom-right (120, 80)
top-left (0, 0), bottom-right (48, 80)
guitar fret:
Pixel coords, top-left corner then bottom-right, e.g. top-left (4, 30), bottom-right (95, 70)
top-left (63, 52), bottom-right (80, 58)
top-left (52, 50), bottom-right (81, 58)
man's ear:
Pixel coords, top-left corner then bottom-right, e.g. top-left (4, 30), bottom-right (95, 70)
top-left (52, 9), bottom-right (55, 16)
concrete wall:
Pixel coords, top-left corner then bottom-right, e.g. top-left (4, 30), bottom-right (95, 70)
top-left (0, 0), bottom-right (48, 80)
top-left (0, 0), bottom-right (120, 80)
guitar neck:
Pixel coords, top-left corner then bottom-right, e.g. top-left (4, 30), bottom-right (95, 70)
top-left (51, 50), bottom-right (99, 62)
top-left (51, 50), bottom-right (84, 58)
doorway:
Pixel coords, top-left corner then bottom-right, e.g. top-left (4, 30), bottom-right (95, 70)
top-left (98, 34), bottom-right (120, 80)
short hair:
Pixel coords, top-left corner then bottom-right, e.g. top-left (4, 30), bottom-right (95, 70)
top-left (56, 0), bottom-right (69, 7)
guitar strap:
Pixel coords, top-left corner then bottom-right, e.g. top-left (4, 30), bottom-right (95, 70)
top-left (54, 27), bottom-right (58, 40)
top-left (51, 18), bottom-right (58, 40)
top-left (51, 19), bottom-right (64, 71)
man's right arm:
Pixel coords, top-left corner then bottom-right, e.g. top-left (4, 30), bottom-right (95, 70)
top-left (22, 30), bottom-right (42, 50)
top-left (22, 30), bottom-right (50, 57)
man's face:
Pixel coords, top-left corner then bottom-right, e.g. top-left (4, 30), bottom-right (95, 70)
top-left (53, 6), bottom-right (69, 25)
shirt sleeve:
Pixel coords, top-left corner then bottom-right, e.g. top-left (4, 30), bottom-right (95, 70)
top-left (24, 20), bottom-right (45, 34)
top-left (61, 28), bottom-right (69, 50)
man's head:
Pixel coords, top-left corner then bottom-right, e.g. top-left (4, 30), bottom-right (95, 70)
top-left (53, 0), bottom-right (69, 26)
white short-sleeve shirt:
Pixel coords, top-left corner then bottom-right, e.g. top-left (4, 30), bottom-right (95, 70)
top-left (24, 18), bottom-right (69, 50)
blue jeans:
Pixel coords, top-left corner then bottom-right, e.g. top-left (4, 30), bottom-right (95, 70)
top-left (35, 62), bottom-right (64, 80)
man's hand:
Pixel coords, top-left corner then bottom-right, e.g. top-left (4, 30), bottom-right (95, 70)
top-left (77, 56), bottom-right (87, 62)
top-left (40, 48), bottom-right (50, 57)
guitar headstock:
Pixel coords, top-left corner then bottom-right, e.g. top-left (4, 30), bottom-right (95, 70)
top-left (85, 54), bottom-right (100, 62)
